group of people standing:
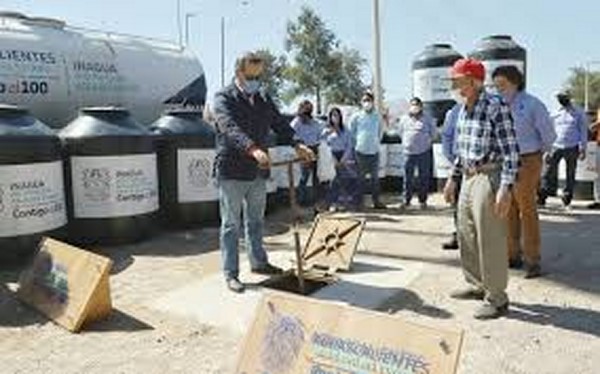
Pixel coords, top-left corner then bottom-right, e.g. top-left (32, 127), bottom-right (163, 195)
top-left (440, 58), bottom-right (595, 319)
top-left (212, 50), bottom-right (597, 323)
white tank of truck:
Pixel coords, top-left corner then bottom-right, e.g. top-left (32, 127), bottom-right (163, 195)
top-left (0, 11), bottom-right (206, 127)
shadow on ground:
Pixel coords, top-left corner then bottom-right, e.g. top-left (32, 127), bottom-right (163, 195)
top-left (508, 302), bottom-right (600, 338)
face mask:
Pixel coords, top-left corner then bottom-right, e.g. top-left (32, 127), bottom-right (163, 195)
top-left (331, 115), bottom-right (340, 125)
top-left (243, 79), bottom-right (261, 95)
top-left (408, 105), bottom-right (422, 116)
top-left (558, 96), bottom-right (571, 107)
top-left (301, 110), bottom-right (313, 118)
top-left (362, 101), bottom-right (374, 111)
top-left (451, 89), bottom-right (466, 105)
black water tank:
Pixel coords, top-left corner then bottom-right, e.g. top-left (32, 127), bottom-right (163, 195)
top-left (0, 105), bottom-right (67, 264)
top-left (151, 108), bottom-right (219, 227)
top-left (468, 35), bottom-right (527, 91)
top-left (59, 107), bottom-right (159, 245)
top-left (381, 133), bottom-right (403, 192)
top-left (412, 44), bottom-right (463, 126)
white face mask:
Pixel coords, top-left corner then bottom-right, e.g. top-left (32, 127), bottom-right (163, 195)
top-left (451, 89), bottom-right (467, 105)
top-left (362, 101), bottom-right (374, 111)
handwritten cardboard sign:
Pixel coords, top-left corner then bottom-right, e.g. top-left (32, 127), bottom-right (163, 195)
top-left (17, 237), bottom-right (113, 332)
top-left (236, 292), bottom-right (463, 374)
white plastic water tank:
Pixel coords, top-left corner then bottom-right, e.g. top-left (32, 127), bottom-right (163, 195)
top-left (0, 11), bottom-right (206, 127)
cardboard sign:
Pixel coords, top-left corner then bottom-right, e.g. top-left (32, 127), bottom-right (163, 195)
top-left (236, 292), bottom-right (463, 374)
top-left (17, 237), bottom-right (113, 332)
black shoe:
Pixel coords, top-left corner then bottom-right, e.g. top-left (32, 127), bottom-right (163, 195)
top-left (561, 195), bottom-right (572, 207)
top-left (524, 264), bottom-right (542, 279)
top-left (537, 196), bottom-right (546, 207)
top-left (442, 238), bottom-right (459, 250)
top-left (251, 263), bottom-right (284, 275)
top-left (587, 202), bottom-right (600, 209)
top-left (509, 257), bottom-right (523, 269)
top-left (450, 287), bottom-right (485, 300)
top-left (373, 202), bottom-right (387, 210)
top-left (474, 302), bottom-right (509, 320)
top-left (226, 277), bottom-right (245, 293)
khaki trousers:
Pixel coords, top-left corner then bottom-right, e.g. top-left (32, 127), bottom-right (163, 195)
top-left (507, 152), bottom-right (543, 265)
top-left (458, 171), bottom-right (509, 307)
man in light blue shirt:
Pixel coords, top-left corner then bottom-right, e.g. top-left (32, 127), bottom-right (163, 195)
top-left (539, 90), bottom-right (588, 208)
top-left (440, 103), bottom-right (461, 250)
top-left (493, 66), bottom-right (555, 278)
top-left (290, 99), bottom-right (324, 206)
top-left (349, 91), bottom-right (386, 209)
top-left (396, 97), bottom-right (435, 209)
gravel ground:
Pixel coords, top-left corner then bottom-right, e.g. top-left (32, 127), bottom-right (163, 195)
top-left (1, 194), bottom-right (598, 374)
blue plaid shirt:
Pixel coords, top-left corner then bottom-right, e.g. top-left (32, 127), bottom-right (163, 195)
top-left (452, 91), bottom-right (520, 187)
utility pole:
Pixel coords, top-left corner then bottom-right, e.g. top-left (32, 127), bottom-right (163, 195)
top-left (372, 0), bottom-right (384, 114)
top-left (177, 0), bottom-right (183, 47)
top-left (220, 16), bottom-right (225, 87)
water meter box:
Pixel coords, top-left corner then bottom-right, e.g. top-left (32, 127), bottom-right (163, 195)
top-left (151, 108), bottom-right (218, 228)
top-left (261, 215), bottom-right (365, 295)
top-left (59, 107), bottom-right (159, 245)
top-left (0, 105), bottom-right (67, 264)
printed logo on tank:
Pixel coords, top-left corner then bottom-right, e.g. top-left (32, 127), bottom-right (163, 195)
top-left (81, 168), bottom-right (111, 202)
top-left (187, 158), bottom-right (212, 188)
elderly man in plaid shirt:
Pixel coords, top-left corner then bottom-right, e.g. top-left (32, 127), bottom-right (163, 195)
top-left (443, 58), bottom-right (520, 319)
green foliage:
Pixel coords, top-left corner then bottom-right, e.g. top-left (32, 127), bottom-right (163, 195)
top-left (564, 67), bottom-right (600, 112)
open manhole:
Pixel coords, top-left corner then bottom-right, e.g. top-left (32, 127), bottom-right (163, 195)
top-left (259, 271), bottom-right (335, 296)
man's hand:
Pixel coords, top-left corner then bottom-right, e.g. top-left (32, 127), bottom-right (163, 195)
top-left (443, 178), bottom-right (457, 204)
top-left (494, 185), bottom-right (512, 219)
top-left (579, 148), bottom-right (586, 161)
top-left (251, 148), bottom-right (271, 169)
top-left (295, 144), bottom-right (316, 163)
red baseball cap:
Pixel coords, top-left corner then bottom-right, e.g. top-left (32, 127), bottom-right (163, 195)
top-left (451, 58), bottom-right (486, 81)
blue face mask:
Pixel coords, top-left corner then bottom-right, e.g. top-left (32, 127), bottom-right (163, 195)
top-left (243, 79), bottom-right (261, 95)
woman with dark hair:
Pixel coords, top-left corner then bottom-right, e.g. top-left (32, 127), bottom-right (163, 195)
top-left (322, 107), bottom-right (360, 210)
top-left (290, 100), bottom-right (323, 206)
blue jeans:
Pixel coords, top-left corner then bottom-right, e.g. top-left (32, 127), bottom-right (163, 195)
top-left (356, 152), bottom-right (381, 205)
top-left (403, 150), bottom-right (432, 204)
top-left (219, 178), bottom-right (269, 279)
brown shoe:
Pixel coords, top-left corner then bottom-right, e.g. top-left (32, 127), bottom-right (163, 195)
top-left (524, 264), bottom-right (542, 279)
top-left (474, 302), bottom-right (508, 320)
top-left (450, 287), bottom-right (485, 300)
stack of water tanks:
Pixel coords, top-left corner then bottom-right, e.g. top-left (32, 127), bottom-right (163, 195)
top-left (0, 105), bottom-right (67, 263)
top-left (59, 107), bottom-right (159, 245)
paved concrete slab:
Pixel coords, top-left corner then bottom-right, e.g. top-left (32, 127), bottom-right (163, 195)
top-left (149, 251), bottom-right (423, 334)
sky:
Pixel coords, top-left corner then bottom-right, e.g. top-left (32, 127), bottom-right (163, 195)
top-left (2, 0), bottom-right (600, 111)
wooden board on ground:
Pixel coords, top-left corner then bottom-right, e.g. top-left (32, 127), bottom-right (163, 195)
top-left (17, 237), bottom-right (113, 332)
top-left (235, 292), bottom-right (463, 374)
top-left (302, 215), bottom-right (365, 272)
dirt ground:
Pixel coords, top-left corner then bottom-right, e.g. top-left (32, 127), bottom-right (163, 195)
top-left (1, 193), bottom-right (599, 374)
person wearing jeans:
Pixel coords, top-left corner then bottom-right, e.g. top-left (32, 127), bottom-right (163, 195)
top-left (588, 112), bottom-right (600, 209)
top-left (213, 51), bottom-right (314, 293)
top-left (492, 65), bottom-right (556, 279)
top-left (350, 91), bottom-right (386, 209)
top-left (396, 97), bottom-right (435, 209)
top-left (539, 90), bottom-right (588, 208)
top-left (441, 104), bottom-right (461, 250)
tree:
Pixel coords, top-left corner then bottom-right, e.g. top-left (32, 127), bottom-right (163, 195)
top-left (564, 67), bottom-right (600, 112)
top-left (284, 6), bottom-right (367, 113)
top-left (255, 49), bottom-right (287, 105)
top-left (325, 48), bottom-right (369, 107)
